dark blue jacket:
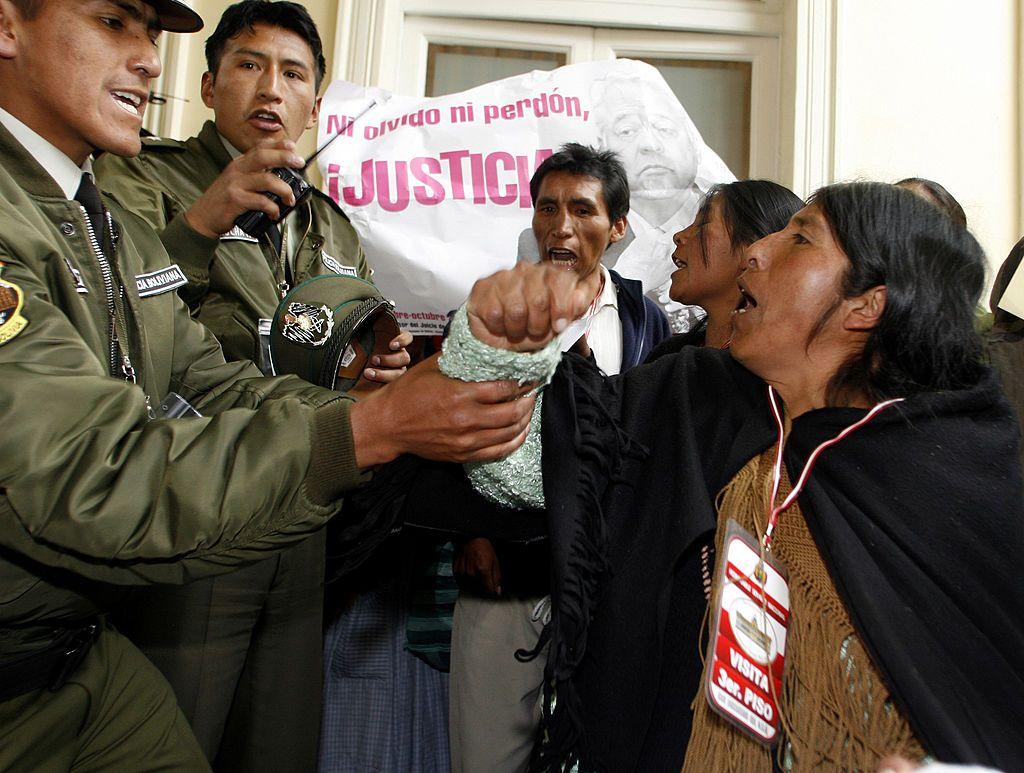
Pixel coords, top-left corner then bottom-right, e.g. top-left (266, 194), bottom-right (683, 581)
top-left (608, 269), bottom-right (671, 372)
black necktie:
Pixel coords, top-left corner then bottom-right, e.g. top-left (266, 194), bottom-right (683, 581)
top-left (74, 173), bottom-right (105, 238)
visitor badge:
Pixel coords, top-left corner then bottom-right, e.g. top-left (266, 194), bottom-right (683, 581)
top-left (704, 519), bottom-right (790, 746)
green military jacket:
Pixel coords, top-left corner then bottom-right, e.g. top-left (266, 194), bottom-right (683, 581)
top-left (94, 121), bottom-right (370, 373)
top-left (0, 124), bottom-right (364, 655)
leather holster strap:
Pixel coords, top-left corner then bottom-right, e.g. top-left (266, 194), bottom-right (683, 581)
top-left (0, 619), bottom-right (101, 700)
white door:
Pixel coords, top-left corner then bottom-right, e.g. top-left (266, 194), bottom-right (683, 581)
top-left (397, 17), bottom-right (593, 97)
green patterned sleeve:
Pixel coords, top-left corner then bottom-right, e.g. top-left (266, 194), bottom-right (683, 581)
top-left (437, 306), bottom-right (563, 509)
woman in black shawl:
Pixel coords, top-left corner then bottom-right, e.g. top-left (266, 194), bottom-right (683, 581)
top-left (451, 182), bottom-right (1024, 771)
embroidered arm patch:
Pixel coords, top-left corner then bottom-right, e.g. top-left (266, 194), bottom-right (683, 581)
top-left (0, 263), bottom-right (28, 344)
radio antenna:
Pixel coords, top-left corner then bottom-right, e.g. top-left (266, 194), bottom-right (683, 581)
top-left (304, 99), bottom-right (378, 171)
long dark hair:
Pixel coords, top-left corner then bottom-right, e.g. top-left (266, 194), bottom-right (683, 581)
top-left (811, 182), bottom-right (985, 401)
top-left (696, 180), bottom-right (804, 266)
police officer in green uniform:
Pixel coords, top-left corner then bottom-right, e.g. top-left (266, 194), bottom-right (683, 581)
top-left (0, 0), bottom-right (536, 769)
top-left (95, 1), bottom-right (381, 374)
top-left (94, 4), bottom-right (412, 768)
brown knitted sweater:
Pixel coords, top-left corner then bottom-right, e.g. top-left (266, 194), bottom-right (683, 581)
top-left (682, 446), bottom-right (925, 772)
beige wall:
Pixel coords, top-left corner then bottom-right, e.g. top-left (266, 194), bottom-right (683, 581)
top-left (832, 0), bottom-right (1020, 278)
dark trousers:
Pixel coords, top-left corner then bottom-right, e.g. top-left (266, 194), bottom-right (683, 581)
top-left (119, 531), bottom-right (326, 772)
top-left (0, 623), bottom-right (209, 772)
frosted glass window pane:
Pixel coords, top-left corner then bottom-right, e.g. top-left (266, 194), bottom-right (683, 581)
top-left (639, 58), bottom-right (751, 178)
top-left (426, 45), bottom-right (565, 97)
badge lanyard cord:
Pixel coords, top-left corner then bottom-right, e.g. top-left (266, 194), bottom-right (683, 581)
top-left (561, 274), bottom-right (603, 351)
top-left (695, 390), bottom-right (903, 668)
top-left (734, 386), bottom-right (905, 752)
top-left (581, 272), bottom-right (606, 338)
top-left (762, 386), bottom-right (904, 551)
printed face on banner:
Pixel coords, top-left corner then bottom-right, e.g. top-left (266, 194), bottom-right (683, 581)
top-left (594, 78), bottom-right (699, 228)
top-left (317, 59), bottom-right (734, 335)
top-left (533, 172), bottom-right (626, 281)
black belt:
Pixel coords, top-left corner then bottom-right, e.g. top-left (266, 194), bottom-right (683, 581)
top-left (0, 620), bottom-right (101, 701)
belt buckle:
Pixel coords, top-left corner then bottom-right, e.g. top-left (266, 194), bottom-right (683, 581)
top-left (48, 622), bottom-right (99, 692)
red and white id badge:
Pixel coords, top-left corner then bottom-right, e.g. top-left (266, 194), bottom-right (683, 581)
top-left (704, 519), bottom-right (790, 746)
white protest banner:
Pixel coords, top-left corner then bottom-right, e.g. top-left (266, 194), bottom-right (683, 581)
top-left (318, 59), bottom-right (734, 335)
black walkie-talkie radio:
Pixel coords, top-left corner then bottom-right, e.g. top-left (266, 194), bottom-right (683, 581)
top-left (233, 100), bottom-right (377, 239)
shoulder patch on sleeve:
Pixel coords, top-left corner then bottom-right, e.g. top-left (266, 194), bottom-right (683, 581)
top-left (0, 263), bottom-right (28, 344)
top-left (135, 264), bottom-right (188, 297)
top-left (221, 225), bottom-right (260, 243)
top-left (320, 250), bottom-right (358, 277)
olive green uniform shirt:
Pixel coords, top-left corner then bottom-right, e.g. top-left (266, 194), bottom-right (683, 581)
top-left (94, 121), bottom-right (370, 373)
top-left (0, 123), bottom-right (363, 656)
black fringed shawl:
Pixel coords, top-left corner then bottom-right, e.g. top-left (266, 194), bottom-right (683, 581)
top-left (534, 347), bottom-right (1024, 771)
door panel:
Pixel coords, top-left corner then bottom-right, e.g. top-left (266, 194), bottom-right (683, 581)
top-left (426, 44), bottom-right (565, 97)
top-left (594, 29), bottom-right (779, 180)
top-left (398, 16), bottom-right (593, 96)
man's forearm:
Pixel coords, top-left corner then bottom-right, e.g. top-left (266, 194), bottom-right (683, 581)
top-left (348, 395), bottom-right (400, 469)
top-left (344, 351), bottom-right (536, 467)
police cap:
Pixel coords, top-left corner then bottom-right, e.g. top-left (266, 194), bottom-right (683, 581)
top-left (145, 0), bottom-right (203, 33)
top-left (270, 274), bottom-right (400, 393)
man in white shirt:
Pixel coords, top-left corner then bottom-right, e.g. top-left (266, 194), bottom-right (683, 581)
top-left (450, 143), bottom-right (669, 773)
top-left (517, 69), bottom-right (734, 331)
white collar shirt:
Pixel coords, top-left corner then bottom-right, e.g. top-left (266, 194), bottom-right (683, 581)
top-left (0, 106), bottom-right (93, 200)
top-left (560, 264), bottom-right (622, 376)
top-left (624, 186), bottom-right (702, 244)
